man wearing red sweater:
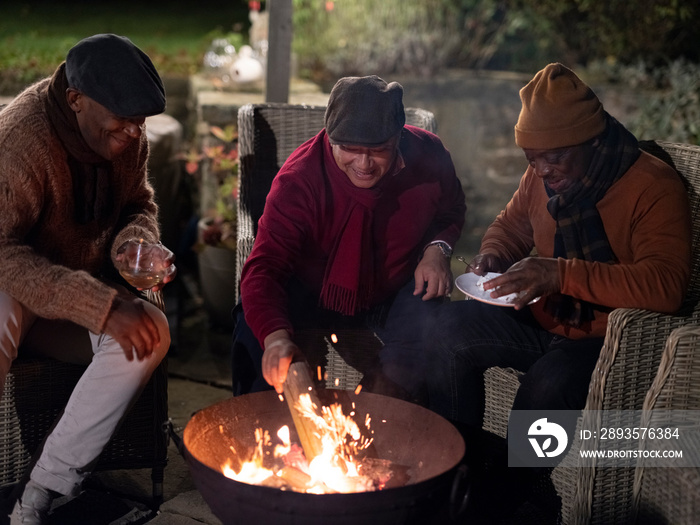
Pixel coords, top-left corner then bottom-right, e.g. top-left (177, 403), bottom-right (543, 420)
top-left (234, 75), bottom-right (466, 403)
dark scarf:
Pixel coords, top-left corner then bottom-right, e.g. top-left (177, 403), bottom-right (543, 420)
top-left (544, 114), bottom-right (641, 327)
top-left (44, 62), bottom-right (113, 223)
top-left (318, 137), bottom-right (383, 315)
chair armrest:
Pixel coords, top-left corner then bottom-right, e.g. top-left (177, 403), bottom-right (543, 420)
top-left (587, 299), bottom-right (700, 413)
top-left (632, 325), bottom-right (700, 524)
top-left (555, 299), bottom-right (700, 525)
top-left (235, 233), bottom-right (255, 305)
top-left (482, 367), bottom-right (522, 438)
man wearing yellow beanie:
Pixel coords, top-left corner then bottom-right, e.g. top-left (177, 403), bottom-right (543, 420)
top-left (425, 63), bottom-right (691, 521)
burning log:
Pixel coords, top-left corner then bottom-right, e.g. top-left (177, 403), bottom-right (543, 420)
top-left (283, 361), bottom-right (325, 463)
top-left (258, 465), bottom-right (314, 491)
top-left (278, 465), bottom-right (314, 489)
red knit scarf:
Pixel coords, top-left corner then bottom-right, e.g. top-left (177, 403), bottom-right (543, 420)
top-left (318, 138), bottom-right (383, 315)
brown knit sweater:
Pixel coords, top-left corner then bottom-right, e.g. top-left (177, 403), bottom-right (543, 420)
top-left (0, 77), bottom-right (160, 334)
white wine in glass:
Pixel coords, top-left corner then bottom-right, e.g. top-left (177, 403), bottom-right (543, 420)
top-left (116, 239), bottom-right (175, 289)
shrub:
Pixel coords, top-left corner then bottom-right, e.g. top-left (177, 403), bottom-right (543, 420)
top-left (592, 59), bottom-right (700, 146)
top-left (292, 0), bottom-right (512, 82)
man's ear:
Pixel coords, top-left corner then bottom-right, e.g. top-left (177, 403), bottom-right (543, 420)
top-left (66, 88), bottom-right (82, 112)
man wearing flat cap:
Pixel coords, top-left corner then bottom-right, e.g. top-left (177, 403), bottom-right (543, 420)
top-left (234, 75), bottom-right (466, 402)
top-left (425, 63), bottom-right (691, 519)
top-left (0, 34), bottom-right (174, 523)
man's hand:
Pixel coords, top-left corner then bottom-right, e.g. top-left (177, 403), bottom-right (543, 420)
top-left (466, 253), bottom-right (509, 275)
top-left (103, 295), bottom-right (162, 361)
top-left (480, 256), bottom-right (560, 309)
top-left (148, 264), bottom-right (177, 292)
top-left (414, 245), bottom-right (453, 300)
top-left (262, 329), bottom-right (300, 393)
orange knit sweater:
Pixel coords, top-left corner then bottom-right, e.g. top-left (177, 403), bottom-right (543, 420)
top-left (480, 150), bottom-right (691, 339)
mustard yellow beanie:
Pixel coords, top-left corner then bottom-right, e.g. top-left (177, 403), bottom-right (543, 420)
top-left (514, 63), bottom-right (606, 149)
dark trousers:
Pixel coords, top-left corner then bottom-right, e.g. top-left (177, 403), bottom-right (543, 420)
top-left (231, 278), bottom-right (447, 402)
top-left (425, 298), bottom-right (603, 427)
top-left (424, 298), bottom-right (604, 522)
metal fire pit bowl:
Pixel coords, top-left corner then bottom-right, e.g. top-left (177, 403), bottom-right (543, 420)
top-left (183, 389), bottom-right (466, 525)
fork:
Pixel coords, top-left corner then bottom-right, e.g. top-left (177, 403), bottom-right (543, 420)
top-left (456, 255), bottom-right (478, 273)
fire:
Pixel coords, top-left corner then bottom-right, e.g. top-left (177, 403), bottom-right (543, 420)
top-left (220, 394), bottom-right (397, 494)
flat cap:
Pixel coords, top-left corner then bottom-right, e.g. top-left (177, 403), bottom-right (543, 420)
top-left (66, 33), bottom-right (166, 117)
top-left (325, 75), bottom-right (405, 146)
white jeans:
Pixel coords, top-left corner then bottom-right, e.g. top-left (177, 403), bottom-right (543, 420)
top-left (0, 291), bottom-right (170, 496)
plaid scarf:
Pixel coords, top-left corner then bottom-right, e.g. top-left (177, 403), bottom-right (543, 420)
top-left (544, 114), bottom-right (640, 327)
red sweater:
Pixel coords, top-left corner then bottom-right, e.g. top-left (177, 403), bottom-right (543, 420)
top-left (241, 126), bottom-right (466, 345)
top-left (480, 150), bottom-right (691, 339)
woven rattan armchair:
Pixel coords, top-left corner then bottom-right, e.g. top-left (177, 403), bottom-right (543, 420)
top-left (235, 102), bottom-right (437, 390)
top-left (481, 140), bottom-right (700, 524)
top-left (632, 324), bottom-right (700, 525)
top-left (0, 290), bottom-right (169, 506)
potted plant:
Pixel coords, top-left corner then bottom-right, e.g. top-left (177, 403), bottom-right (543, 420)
top-left (180, 124), bottom-right (239, 329)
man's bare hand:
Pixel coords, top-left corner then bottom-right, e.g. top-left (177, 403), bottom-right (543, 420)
top-left (466, 253), bottom-right (509, 276)
top-left (480, 256), bottom-right (560, 309)
top-left (103, 295), bottom-right (161, 360)
top-left (414, 245), bottom-right (453, 300)
top-left (262, 330), bottom-right (300, 393)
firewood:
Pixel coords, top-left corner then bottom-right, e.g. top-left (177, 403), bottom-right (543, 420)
top-left (283, 361), bottom-right (326, 463)
top-left (259, 474), bottom-right (289, 489)
top-left (277, 465), bottom-right (313, 489)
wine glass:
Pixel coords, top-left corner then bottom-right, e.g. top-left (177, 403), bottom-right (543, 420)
top-left (115, 239), bottom-right (176, 290)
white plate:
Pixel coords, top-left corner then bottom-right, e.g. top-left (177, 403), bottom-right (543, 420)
top-left (455, 272), bottom-right (539, 307)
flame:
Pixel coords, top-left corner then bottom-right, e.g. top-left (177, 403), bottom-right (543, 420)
top-left (331, 333), bottom-right (338, 344)
top-left (220, 396), bottom-right (381, 493)
top-left (222, 427), bottom-right (277, 484)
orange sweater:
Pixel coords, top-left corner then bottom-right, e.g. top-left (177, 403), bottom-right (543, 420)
top-left (480, 150), bottom-right (691, 339)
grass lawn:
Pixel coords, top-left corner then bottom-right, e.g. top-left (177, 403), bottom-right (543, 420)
top-left (0, 1), bottom-right (250, 93)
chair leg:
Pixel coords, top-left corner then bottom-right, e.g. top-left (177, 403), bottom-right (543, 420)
top-left (151, 466), bottom-right (164, 508)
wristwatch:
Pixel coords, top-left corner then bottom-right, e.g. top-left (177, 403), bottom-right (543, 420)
top-left (428, 241), bottom-right (453, 258)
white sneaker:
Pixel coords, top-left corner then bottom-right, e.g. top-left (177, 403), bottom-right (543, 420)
top-left (9, 481), bottom-right (54, 525)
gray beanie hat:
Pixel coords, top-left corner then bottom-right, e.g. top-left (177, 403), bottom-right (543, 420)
top-left (66, 33), bottom-right (166, 118)
top-left (324, 75), bottom-right (405, 146)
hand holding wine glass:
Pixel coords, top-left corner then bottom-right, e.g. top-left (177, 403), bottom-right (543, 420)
top-left (115, 239), bottom-right (176, 291)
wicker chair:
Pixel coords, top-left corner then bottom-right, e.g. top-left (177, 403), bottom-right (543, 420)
top-left (480, 140), bottom-right (700, 524)
top-left (631, 324), bottom-right (700, 525)
top-left (235, 102), bottom-right (438, 390)
top-left (0, 290), bottom-right (169, 506)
